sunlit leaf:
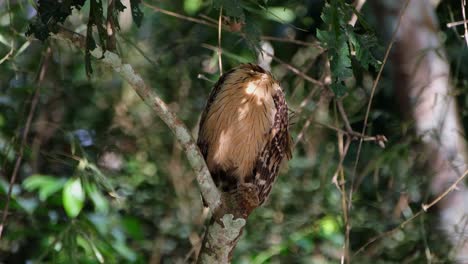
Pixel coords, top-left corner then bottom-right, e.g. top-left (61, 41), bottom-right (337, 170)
top-left (85, 182), bottom-right (109, 214)
top-left (14, 41), bottom-right (31, 58)
top-left (63, 178), bottom-right (86, 218)
top-left (263, 7), bottom-right (296, 23)
top-left (23, 174), bottom-right (67, 201)
top-left (319, 216), bottom-right (339, 238)
top-left (122, 217), bottom-right (144, 240)
top-left (184, 0), bottom-right (203, 15)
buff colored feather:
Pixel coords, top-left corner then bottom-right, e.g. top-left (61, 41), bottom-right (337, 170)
top-left (198, 63), bottom-right (291, 206)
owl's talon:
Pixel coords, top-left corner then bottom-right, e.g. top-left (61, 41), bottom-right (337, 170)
top-left (235, 183), bottom-right (260, 210)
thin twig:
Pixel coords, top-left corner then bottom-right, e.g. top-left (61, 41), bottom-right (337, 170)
top-left (197, 73), bottom-right (215, 83)
top-left (336, 100), bottom-right (354, 134)
top-left (0, 42), bottom-right (14, 65)
top-left (0, 47), bottom-right (51, 239)
top-left (422, 169), bottom-right (468, 211)
top-left (332, 104), bottom-right (352, 264)
top-left (202, 43), bottom-right (325, 87)
top-left (346, 3), bottom-right (410, 259)
top-left (143, 2), bottom-right (217, 28)
top-left (354, 210), bottom-right (423, 256)
top-left (217, 7), bottom-right (223, 75)
top-left (354, 169), bottom-right (468, 256)
top-left (295, 113), bottom-right (314, 147)
top-left (349, 0), bottom-right (367, 27)
top-left (143, 1), bottom-right (323, 48)
top-left (261, 48), bottom-right (325, 87)
top-left (294, 86), bottom-right (322, 118)
top-left (294, 89), bottom-right (333, 148)
top-left (461, 0), bottom-right (468, 46)
top-left (332, 136), bottom-right (351, 190)
top-left (246, 0), bottom-right (308, 32)
top-left (260, 36), bottom-right (323, 49)
top-left (117, 34), bottom-right (160, 68)
top-left (447, 19), bottom-right (468, 28)
top-left (314, 121), bottom-right (386, 144)
top-left (36, 222), bottom-right (74, 261)
top-left (350, 0), bottom-right (410, 200)
top-left (106, 0), bottom-right (117, 51)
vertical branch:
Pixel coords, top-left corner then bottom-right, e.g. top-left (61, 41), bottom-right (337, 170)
top-left (0, 47), bottom-right (51, 239)
top-left (379, 0), bottom-right (468, 260)
top-left (52, 28), bottom-right (256, 264)
top-left (461, 0), bottom-right (468, 46)
top-left (197, 215), bottom-right (246, 264)
top-left (333, 102), bottom-right (352, 264)
top-left (106, 0), bottom-right (117, 51)
top-left (350, 0), bottom-right (410, 200)
top-left (349, 0), bottom-right (367, 27)
top-left (217, 7), bottom-right (223, 75)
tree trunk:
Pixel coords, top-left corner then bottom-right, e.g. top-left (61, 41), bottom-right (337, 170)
top-left (378, 0), bottom-right (468, 261)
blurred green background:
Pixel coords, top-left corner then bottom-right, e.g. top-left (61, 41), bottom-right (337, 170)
top-left (0, 0), bottom-right (467, 263)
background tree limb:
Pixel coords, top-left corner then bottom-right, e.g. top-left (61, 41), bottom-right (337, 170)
top-left (52, 28), bottom-right (221, 213)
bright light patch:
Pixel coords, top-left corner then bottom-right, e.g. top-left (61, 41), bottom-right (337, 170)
top-left (245, 82), bottom-right (257, 94)
top-left (264, 7), bottom-right (296, 23)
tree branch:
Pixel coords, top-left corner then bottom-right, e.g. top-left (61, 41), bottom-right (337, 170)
top-left (51, 28), bottom-right (251, 263)
top-left (0, 47), bottom-right (51, 239)
top-left (52, 28), bottom-right (221, 212)
top-left (197, 215), bottom-right (246, 264)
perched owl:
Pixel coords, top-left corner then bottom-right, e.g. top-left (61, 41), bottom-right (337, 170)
top-left (197, 64), bottom-right (292, 212)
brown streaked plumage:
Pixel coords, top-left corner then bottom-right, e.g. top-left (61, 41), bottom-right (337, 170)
top-left (198, 63), bottom-right (292, 206)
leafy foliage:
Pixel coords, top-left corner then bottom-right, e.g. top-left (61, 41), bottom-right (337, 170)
top-left (130, 0), bottom-right (144, 27)
top-left (26, 0), bottom-right (143, 75)
top-left (1, 0), bottom-right (467, 263)
top-left (212, 0), bottom-right (265, 52)
top-left (62, 177), bottom-right (86, 218)
top-left (26, 0), bottom-right (87, 41)
top-left (317, 0), bottom-right (380, 96)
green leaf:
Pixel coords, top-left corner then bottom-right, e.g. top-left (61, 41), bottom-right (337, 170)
top-left (115, 0), bottom-right (127, 12)
top-left (331, 37), bottom-right (352, 79)
top-left (348, 29), bottom-right (380, 70)
top-left (63, 178), bottom-right (86, 218)
top-left (23, 175), bottom-right (67, 201)
top-left (263, 7), bottom-right (296, 23)
top-left (317, 0), bottom-right (379, 97)
top-left (184, 0), bottom-right (203, 15)
top-left (130, 0), bottom-right (144, 27)
top-left (330, 81), bottom-right (347, 97)
top-left (26, 0), bottom-right (87, 40)
top-left (316, 29), bottom-right (332, 47)
top-left (89, 0), bottom-right (107, 48)
top-left (122, 217), bottom-right (144, 240)
top-left (319, 216), bottom-right (340, 238)
top-left (85, 182), bottom-right (109, 214)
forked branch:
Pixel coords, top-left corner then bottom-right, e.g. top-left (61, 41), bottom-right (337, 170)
top-left (51, 27), bottom-right (250, 264)
top-left (51, 28), bottom-right (221, 213)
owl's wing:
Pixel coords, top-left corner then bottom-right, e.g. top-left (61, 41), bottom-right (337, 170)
top-left (197, 69), bottom-right (235, 159)
top-left (197, 63), bottom-right (268, 158)
top-left (253, 89), bottom-right (292, 205)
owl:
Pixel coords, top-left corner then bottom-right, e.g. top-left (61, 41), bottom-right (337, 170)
top-left (197, 63), bottom-right (292, 215)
